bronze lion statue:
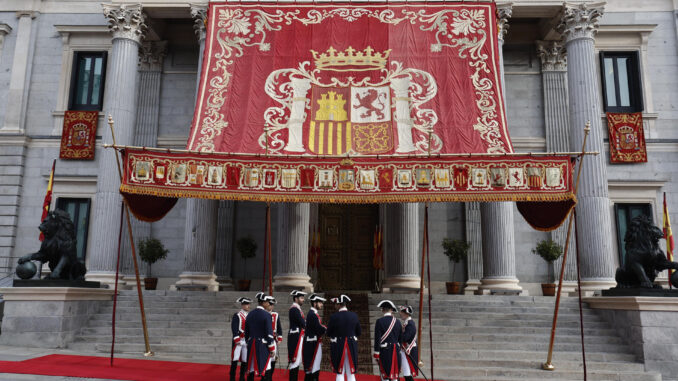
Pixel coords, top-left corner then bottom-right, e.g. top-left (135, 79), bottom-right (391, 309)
top-left (615, 215), bottom-right (678, 288)
top-left (17, 209), bottom-right (86, 280)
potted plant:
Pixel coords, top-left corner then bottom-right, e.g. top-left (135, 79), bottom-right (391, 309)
top-left (235, 236), bottom-right (257, 291)
top-left (441, 238), bottom-right (470, 294)
top-left (138, 237), bottom-right (169, 290)
top-left (532, 238), bottom-right (563, 296)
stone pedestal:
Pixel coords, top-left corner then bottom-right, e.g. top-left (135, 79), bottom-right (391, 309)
top-left (382, 203), bottom-right (420, 293)
top-left (0, 287), bottom-right (114, 348)
top-left (586, 296), bottom-right (678, 379)
top-left (274, 203), bottom-right (313, 292)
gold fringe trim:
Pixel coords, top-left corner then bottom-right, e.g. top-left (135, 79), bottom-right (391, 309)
top-left (120, 184), bottom-right (577, 204)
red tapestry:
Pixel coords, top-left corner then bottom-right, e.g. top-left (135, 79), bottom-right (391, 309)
top-left (188, 3), bottom-right (511, 156)
top-left (59, 111), bottom-right (98, 160)
top-left (607, 112), bottom-right (647, 163)
top-left (120, 148), bottom-right (575, 204)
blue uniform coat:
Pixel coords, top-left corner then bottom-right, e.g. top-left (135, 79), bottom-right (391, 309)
top-left (302, 308), bottom-right (326, 370)
top-left (287, 304), bottom-right (305, 363)
top-left (326, 309), bottom-right (361, 374)
top-left (231, 310), bottom-right (247, 359)
top-left (401, 318), bottom-right (419, 377)
top-left (244, 306), bottom-right (275, 376)
top-left (374, 314), bottom-right (402, 379)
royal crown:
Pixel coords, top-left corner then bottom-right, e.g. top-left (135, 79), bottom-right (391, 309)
top-left (310, 46), bottom-right (390, 72)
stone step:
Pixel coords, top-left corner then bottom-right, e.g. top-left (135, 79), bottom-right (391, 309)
top-left (430, 366), bottom-right (660, 381)
top-left (427, 349), bottom-right (638, 363)
top-left (436, 359), bottom-right (645, 372)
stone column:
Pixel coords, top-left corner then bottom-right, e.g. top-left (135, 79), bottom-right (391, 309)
top-left (478, 3), bottom-right (523, 294)
top-left (274, 203), bottom-right (313, 292)
top-left (537, 40), bottom-right (578, 293)
top-left (383, 203), bottom-right (420, 293)
top-left (173, 5), bottom-right (220, 291)
top-left (558, 3), bottom-right (616, 293)
top-left (86, 4), bottom-right (146, 287)
top-left (215, 200), bottom-right (235, 290)
top-left (1, 11), bottom-right (35, 133)
top-left (120, 40), bottom-right (167, 289)
top-left (463, 202), bottom-right (483, 294)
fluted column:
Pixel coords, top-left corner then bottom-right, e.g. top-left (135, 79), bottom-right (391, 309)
top-left (86, 4), bottom-right (146, 287)
top-left (173, 5), bottom-right (220, 291)
top-left (383, 203), bottom-right (420, 293)
top-left (215, 200), bottom-right (235, 290)
top-left (464, 202), bottom-right (483, 294)
top-left (479, 3), bottom-right (522, 294)
top-left (120, 40), bottom-right (167, 289)
top-left (537, 40), bottom-right (578, 293)
top-left (1, 11), bottom-right (34, 132)
top-left (558, 3), bottom-right (616, 292)
top-left (274, 203), bottom-right (313, 292)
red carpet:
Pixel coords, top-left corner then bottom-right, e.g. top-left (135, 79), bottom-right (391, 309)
top-left (0, 354), bottom-right (384, 381)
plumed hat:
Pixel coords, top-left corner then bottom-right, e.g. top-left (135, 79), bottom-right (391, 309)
top-left (309, 294), bottom-right (326, 303)
top-left (290, 290), bottom-right (307, 298)
top-left (399, 305), bottom-right (413, 315)
top-left (377, 300), bottom-right (397, 311)
top-left (236, 297), bottom-right (252, 305)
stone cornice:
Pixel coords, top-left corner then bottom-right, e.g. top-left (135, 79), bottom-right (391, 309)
top-left (558, 2), bottom-right (605, 44)
top-left (496, 3), bottom-right (513, 43)
top-left (138, 40), bottom-right (167, 71)
top-left (536, 40), bottom-right (567, 72)
top-left (584, 296), bottom-right (678, 312)
top-left (190, 4), bottom-right (207, 42)
top-left (102, 3), bottom-right (147, 44)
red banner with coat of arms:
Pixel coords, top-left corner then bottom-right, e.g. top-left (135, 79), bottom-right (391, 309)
top-left (606, 112), bottom-right (647, 163)
top-left (59, 110), bottom-right (98, 160)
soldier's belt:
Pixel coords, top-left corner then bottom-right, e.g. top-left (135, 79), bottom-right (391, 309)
top-left (306, 336), bottom-right (318, 342)
top-left (289, 328), bottom-right (301, 334)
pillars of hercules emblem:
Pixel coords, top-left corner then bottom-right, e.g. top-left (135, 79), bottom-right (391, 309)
top-left (86, 4), bottom-right (146, 288)
top-left (537, 40), bottom-right (578, 293)
top-left (173, 5), bottom-right (221, 291)
top-left (274, 203), bottom-right (313, 292)
top-left (285, 78), bottom-right (312, 152)
top-left (383, 203), bottom-right (421, 293)
top-left (478, 3), bottom-right (523, 295)
top-left (558, 3), bottom-right (616, 293)
top-left (390, 77), bottom-right (416, 153)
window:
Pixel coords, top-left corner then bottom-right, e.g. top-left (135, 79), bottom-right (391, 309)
top-left (68, 51), bottom-right (107, 111)
top-left (55, 198), bottom-right (92, 261)
top-left (614, 203), bottom-right (652, 266)
top-left (600, 51), bottom-right (643, 113)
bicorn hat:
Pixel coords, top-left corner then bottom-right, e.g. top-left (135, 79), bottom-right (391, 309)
top-left (309, 294), bottom-right (326, 303)
top-left (264, 295), bottom-right (276, 305)
top-left (254, 292), bottom-right (266, 301)
top-left (399, 305), bottom-right (413, 315)
top-left (290, 290), bottom-right (307, 298)
top-left (377, 300), bottom-right (397, 311)
top-left (236, 297), bottom-right (252, 305)
top-left (335, 294), bottom-right (351, 304)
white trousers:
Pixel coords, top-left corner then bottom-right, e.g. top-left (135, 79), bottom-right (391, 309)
top-left (400, 351), bottom-right (412, 377)
top-left (335, 348), bottom-right (356, 381)
top-left (233, 343), bottom-right (247, 362)
top-left (290, 336), bottom-right (304, 369)
top-left (306, 343), bottom-right (322, 374)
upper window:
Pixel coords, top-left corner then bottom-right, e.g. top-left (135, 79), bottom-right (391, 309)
top-left (55, 197), bottom-right (92, 261)
top-left (68, 51), bottom-right (107, 111)
top-left (600, 51), bottom-right (643, 113)
top-left (614, 203), bottom-right (652, 267)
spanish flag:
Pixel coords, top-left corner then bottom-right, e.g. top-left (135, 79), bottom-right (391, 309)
top-left (664, 193), bottom-right (674, 285)
top-left (40, 159), bottom-right (56, 241)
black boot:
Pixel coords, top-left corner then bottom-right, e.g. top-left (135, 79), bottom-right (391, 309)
top-left (230, 361), bottom-right (238, 381)
top-left (247, 371), bottom-right (254, 381)
top-left (289, 367), bottom-right (298, 381)
top-left (313, 371), bottom-right (320, 381)
top-left (269, 361), bottom-right (276, 379)
top-left (239, 363), bottom-right (247, 381)
top-left (404, 376), bottom-right (414, 381)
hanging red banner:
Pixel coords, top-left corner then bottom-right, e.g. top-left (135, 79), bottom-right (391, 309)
top-left (188, 2), bottom-right (511, 156)
top-left (59, 111), bottom-right (98, 160)
top-left (606, 112), bottom-right (647, 163)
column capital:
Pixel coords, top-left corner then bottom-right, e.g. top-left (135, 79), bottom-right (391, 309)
top-left (496, 3), bottom-right (513, 43)
top-left (15, 11), bottom-right (37, 19)
top-left (102, 4), bottom-right (147, 44)
top-left (537, 40), bottom-right (567, 72)
top-left (138, 40), bottom-right (167, 71)
top-left (557, 2), bottom-right (605, 44)
top-left (191, 5), bottom-right (208, 42)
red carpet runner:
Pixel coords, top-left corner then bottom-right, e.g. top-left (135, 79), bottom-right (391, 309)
top-left (0, 354), bottom-right (384, 381)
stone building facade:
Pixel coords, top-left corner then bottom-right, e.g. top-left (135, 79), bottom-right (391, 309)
top-left (1, 0), bottom-right (677, 296)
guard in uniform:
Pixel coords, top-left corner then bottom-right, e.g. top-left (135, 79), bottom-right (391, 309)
top-left (326, 295), bottom-right (361, 381)
top-left (245, 294), bottom-right (276, 380)
top-left (303, 294), bottom-right (327, 381)
top-left (231, 297), bottom-right (251, 381)
top-left (288, 290), bottom-right (307, 381)
top-left (373, 300), bottom-right (402, 381)
top-left (399, 305), bottom-right (419, 381)
top-left (264, 296), bottom-right (283, 381)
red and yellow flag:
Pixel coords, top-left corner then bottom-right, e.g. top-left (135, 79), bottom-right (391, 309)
top-left (40, 159), bottom-right (56, 241)
top-left (664, 194), bottom-right (674, 278)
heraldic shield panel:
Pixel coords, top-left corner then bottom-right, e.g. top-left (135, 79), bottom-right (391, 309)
top-left (187, 2), bottom-right (512, 156)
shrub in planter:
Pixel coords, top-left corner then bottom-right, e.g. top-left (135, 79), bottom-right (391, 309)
top-left (532, 239), bottom-right (563, 296)
top-left (441, 238), bottom-right (470, 294)
top-left (235, 236), bottom-right (257, 291)
top-left (138, 237), bottom-right (169, 290)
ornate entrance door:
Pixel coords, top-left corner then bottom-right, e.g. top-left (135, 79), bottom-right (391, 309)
top-left (317, 204), bottom-right (378, 291)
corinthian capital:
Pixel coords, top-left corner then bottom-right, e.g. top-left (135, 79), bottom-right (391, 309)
top-left (536, 40), bottom-right (567, 72)
top-left (496, 3), bottom-right (513, 43)
top-left (138, 41), bottom-right (168, 71)
top-left (191, 5), bottom-right (208, 42)
top-left (557, 3), bottom-right (604, 44)
top-left (102, 4), bottom-right (147, 44)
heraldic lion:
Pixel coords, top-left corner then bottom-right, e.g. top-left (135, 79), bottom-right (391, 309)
top-left (615, 215), bottom-right (678, 288)
top-left (18, 209), bottom-right (86, 280)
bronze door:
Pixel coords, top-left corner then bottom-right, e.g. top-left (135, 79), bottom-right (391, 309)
top-left (317, 204), bottom-right (378, 291)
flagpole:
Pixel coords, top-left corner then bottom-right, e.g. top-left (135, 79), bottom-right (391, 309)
top-left (664, 192), bottom-right (673, 289)
top-left (107, 115), bottom-right (154, 357)
top-left (543, 122), bottom-right (591, 371)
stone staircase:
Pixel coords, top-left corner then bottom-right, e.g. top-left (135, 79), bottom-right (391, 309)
top-left (68, 291), bottom-right (661, 380)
